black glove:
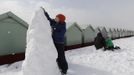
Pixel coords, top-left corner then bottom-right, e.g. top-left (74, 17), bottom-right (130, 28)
top-left (41, 7), bottom-right (46, 13)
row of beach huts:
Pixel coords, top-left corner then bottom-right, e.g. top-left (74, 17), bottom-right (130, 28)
top-left (65, 23), bottom-right (134, 49)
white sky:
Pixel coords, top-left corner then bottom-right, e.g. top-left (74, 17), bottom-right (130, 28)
top-left (0, 0), bottom-right (134, 30)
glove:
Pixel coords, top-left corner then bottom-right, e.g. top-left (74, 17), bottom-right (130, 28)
top-left (41, 7), bottom-right (46, 12)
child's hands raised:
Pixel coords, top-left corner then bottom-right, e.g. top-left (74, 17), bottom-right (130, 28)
top-left (41, 7), bottom-right (46, 12)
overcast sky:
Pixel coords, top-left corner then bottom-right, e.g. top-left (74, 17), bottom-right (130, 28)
top-left (0, 0), bottom-right (134, 30)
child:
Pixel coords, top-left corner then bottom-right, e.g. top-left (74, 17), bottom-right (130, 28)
top-left (104, 38), bottom-right (115, 51)
top-left (94, 32), bottom-right (106, 50)
top-left (41, 7), bottom-right (68, 74)
top-left (104, 38), bottom-right (120, 51)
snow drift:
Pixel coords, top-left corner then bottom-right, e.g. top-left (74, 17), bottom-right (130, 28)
top-left (22, 8), bottom-right (60, 75)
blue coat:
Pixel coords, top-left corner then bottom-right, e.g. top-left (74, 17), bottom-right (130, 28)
top-left (44, 12), bottom-right (66, 44)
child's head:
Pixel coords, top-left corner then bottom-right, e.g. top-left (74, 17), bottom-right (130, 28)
top-left (55, 14), bottom-right (66, 23)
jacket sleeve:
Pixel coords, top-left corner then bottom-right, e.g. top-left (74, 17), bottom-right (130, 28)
top-left (44, 12), bottom-right (53, 23)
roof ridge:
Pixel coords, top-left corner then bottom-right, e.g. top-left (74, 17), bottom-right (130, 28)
top-left (0, 11), bottom-right (28, 28)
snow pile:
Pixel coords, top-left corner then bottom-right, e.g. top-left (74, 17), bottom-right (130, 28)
top-left (22, 9), bottom-right (60, 75)
top-left (0, 61), bottom-right (23, 75)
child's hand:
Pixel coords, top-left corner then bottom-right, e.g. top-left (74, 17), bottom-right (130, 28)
top-left (41, 7), bottom-right (46, 12)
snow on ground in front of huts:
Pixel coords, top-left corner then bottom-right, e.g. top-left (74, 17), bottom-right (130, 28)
top-left (1, 37), bottom-right (134, 75)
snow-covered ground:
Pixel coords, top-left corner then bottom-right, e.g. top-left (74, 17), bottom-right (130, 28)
top-left (66, 37), bottom-right (134, 75)
top-left (0, 61), bottom-right (23, 75)
top-left (0, 37), bottom-right (134, 75)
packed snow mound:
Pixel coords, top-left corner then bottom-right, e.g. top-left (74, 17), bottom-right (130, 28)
top-left (22, 8), bottom-right (60, 75)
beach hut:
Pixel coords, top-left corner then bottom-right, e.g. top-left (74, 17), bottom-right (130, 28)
top-left (97, 27), bottom-right (109, 39)
top-left (65, 23), bottom-right (83, 48)
top-left (83, 25), bottom-right (96, 44)
top-left (0, 11), bottom-right (28, 64)
top-left (109, 28), bottom-right (117, 39)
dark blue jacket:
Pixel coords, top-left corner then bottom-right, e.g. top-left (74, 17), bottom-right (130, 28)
top-left (44, 12), bottom-right (66, 44)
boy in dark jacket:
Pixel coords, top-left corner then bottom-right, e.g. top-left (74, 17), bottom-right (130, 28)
top-left (41, 7), bottom-right (68, 74)
top-left (94, 32), bottom-right (106, 50)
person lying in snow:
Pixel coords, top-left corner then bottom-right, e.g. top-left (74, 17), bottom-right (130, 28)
top-left (104, 37), bottom-right (120, 51)
top-left (41, 7), bottom-right (68, 74)
top-left (94, 32), bottom-right (120, 51)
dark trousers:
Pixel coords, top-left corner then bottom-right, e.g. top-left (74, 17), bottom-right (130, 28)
top-left (104, 46), bottom-right (114, 50)
top-left (54, 42), bottom-right (68, 74)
